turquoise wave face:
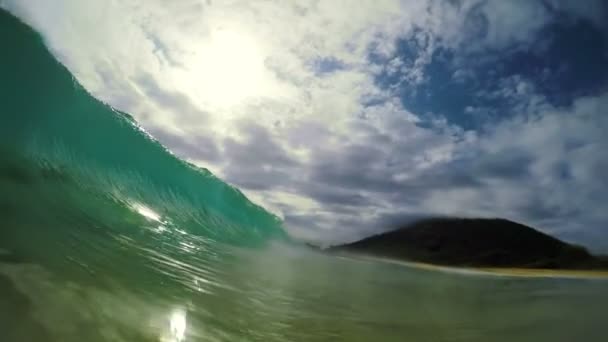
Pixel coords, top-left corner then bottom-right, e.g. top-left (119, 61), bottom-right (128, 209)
top-left (0, 9), bottom-right (286, 248)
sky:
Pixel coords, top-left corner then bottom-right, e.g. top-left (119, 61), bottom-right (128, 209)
top-left (3, 0), bottom-right (608, 250)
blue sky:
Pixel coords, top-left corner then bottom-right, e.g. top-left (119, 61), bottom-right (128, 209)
top-left (4, 0), bottom-right (608, 250)
top-left (381, 18), bottom-right (608, 131)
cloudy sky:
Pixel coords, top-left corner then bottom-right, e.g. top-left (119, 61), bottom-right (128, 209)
top-left (4, 0), bottom-right (608, 249)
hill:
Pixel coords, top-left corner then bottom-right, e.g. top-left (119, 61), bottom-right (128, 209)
top-left (330, 218), bottom-right (608, 270)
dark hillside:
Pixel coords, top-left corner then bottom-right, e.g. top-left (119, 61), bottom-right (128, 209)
top-left (330, 218), bottom-right (607, 270)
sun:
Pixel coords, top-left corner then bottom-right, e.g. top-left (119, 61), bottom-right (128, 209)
top-left (178, 29), bottom-right (267, 109)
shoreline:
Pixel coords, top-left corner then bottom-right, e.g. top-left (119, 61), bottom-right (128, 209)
top-left (338, 253), bottom-right (608, 280)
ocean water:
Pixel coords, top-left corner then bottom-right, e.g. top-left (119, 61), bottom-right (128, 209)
top-left (0, 9), bottom-right (607, 342)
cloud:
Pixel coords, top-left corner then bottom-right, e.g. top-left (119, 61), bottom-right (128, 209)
top-left (474, 0), bottom-right (550, 50)
top-left (4, 0), bottom-right (608, 250)
top-left (545, 0), bottom-right (608, 29)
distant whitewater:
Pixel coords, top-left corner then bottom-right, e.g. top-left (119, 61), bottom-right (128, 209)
top-left (1, 9), bottom-right (607, 342)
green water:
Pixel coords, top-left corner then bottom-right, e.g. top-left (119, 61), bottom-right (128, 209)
top-left (0, 9), bottom-right (606, 342)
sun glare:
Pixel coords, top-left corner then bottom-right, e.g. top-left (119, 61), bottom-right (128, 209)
top-left (180, 29), bottom-right (267, 109)
top-left (169, 309), bottom-right (187, 342)
top-left (131, 202), bottom-right (162, 222)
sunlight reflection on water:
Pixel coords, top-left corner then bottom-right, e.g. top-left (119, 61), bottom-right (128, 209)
top-left (130, 202), bottom-right (162, 223)
top-left (166, 308), bottom-right (187, 342)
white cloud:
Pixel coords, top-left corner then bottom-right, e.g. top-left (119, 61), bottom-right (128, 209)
top-left (477, 0), bottom-right (550, 50)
